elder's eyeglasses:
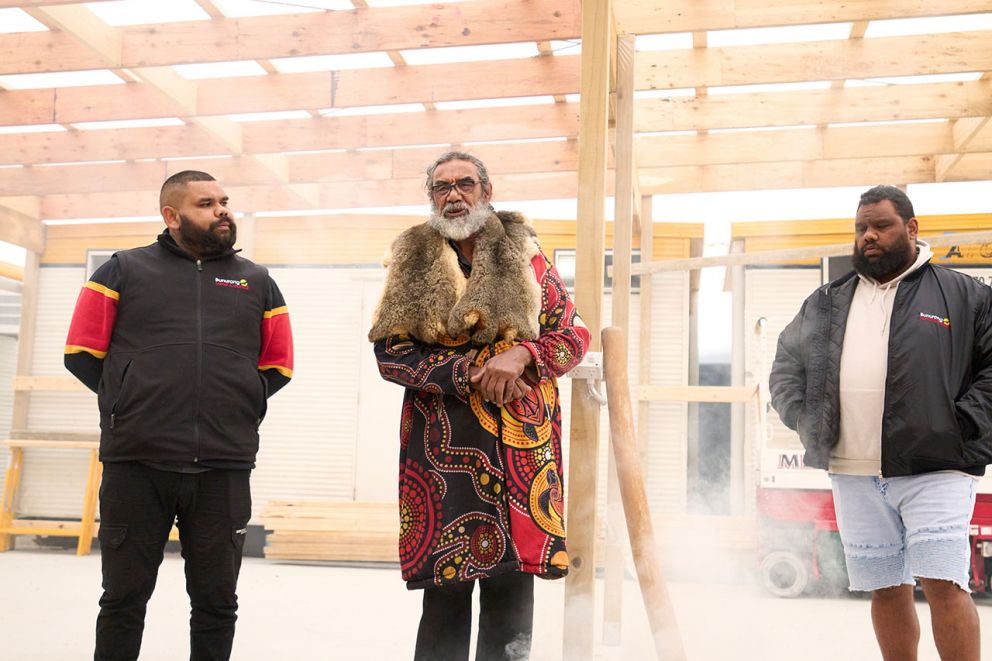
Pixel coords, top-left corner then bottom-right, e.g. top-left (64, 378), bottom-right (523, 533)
top-left (431, 178), bottom-right (480, 197)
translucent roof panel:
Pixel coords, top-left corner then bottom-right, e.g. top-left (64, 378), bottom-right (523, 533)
top-left (228, 110), bottom-right (312, 122)
top-left (635, 88), bottom-right (695, 99)
top-left (844, 72), bottom-right (983, 87)
top-left (211, 0), bottom-right (347, 14)
top-left (365, 0), bottom-right (472, 6)
top-left (0, 8), bottom-right (49, 33)
top-left (0, 70), bottom-right (125, 90)
top-left (865, 13), bottom-right (992, 37)
top-left (400, 42), bottom-right (540, 65)
top-left (173, 61), bottom-right (269, 80)
top-left (83, 0), bottom-right (211, 26)
top-left (319, 103), bottom-right (426, 117)
top-left (636, 33), bottom-right (693, 51)
top-left (549, 40), bottom-right (581, 56)
top-left (708, 22), bottom-right (853, 47)
top-left (71, 118), bottom-right (186, 131)
top-left (434, 96), bottom-right (555, 111)
top-left (271, 53), bottom-right (395, 73)
top-left (0, 124), bottom-right (67, 135)
top-left (708, 81), bottom-right (832, 95)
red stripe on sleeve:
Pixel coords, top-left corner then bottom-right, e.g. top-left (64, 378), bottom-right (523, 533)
top-left (260, 311), bottom-right (294, 376)
top-left (65, 286), bottom-right (118, 357)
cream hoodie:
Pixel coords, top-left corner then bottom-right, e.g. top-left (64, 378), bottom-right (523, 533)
top-left (829, 241), bottom-right (932, 475)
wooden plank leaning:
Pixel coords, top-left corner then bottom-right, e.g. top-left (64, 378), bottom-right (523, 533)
top-left (602, 326), bottom-right (687, 661)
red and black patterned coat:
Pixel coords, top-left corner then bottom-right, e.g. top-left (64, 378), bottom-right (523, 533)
top-left (374, 252), bottom-right (589, 589)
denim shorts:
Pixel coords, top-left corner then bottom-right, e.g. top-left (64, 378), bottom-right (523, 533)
top-left (830, 472), bottom-right (976, 592)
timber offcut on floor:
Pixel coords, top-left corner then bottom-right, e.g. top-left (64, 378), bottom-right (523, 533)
top-left (260, 500), bottom-right (399, 562)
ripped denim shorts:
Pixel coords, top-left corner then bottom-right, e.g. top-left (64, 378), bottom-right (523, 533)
top-left (830, 472), bottom-right (976, 592)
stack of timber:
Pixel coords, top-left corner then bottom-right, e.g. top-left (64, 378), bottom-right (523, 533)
top-left (260, 500), bottom-right (399, 563)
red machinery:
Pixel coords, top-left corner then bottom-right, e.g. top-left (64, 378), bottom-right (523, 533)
top-left (756, 462), bottom-right (992, 597)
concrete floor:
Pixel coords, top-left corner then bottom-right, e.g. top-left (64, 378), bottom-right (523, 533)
top-left (1, 547), bottom-right (990, 660)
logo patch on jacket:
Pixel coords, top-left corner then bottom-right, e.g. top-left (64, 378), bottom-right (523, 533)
top-left (215, 277), bottom-right (249, 290)
top-left (919, 312), bottom-right (950, 328)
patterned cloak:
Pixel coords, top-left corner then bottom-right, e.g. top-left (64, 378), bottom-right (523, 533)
top-left (371, 213), bottom-right (590, 589)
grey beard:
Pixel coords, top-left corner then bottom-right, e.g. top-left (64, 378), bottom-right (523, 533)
top-left (428, 203), bottom-right (490, 241)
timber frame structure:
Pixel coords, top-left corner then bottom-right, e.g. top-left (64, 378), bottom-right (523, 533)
top-left (2, 1), bottom-right (992, 659)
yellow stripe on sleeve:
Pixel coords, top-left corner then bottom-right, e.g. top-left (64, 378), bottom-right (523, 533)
top-left (65, 344), bottom-right (108, 359)
top-left (259, 364), bottom-right (293, 378)
top-left (263, 306), bottom-right (289, 319)
top-left (84, 281), bottom-right (120, 301)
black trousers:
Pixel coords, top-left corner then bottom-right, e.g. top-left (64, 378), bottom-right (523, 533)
top-left (414, 571), bottom-right (535, 661)
top-left (94, 462), bottom-right (251, 661)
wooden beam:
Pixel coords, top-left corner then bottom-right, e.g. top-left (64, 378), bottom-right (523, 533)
top-left (614, 0), bottom-right (992, 35)
top-left (636, 31), bottom-right (992, 90)
top-left (564, 0), bottom-right (610, 657)
top-left (637, 80), bottom-right (992, 132)
top-left (635, 154), bottom-right (988, 195)
top-left (12, 120), bottom-right (992, 195)
top-left (603, 31), bottom-right (635, 649)
top-left (0, 202), bottom-right (44, 253)
top-left (936, 117), bottom-right (992, 181)
top-left (0, 0), bottom-right (581, 74)
top-left (24, 5), bottom-right (122, 67)
top-left (0, 141), bottom-right (582, 195)
top-left (634, 229), bottom-right (992, 275)
top-left (37, 171), bottom-right (586, 219)
top-left (3, 105), bottom-right (579, 164)
top-left (634, 121), bottom-right (982, 168)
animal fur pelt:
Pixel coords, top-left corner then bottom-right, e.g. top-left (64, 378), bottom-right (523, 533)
top-left (368, 210), bottom-right (543, 345)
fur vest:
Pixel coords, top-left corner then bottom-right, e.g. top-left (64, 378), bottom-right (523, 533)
top-left (368, 211), bottom-right (542, 345)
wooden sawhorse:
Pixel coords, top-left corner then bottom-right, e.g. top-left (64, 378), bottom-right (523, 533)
top-left (0, 438), bottom-right (102, 555)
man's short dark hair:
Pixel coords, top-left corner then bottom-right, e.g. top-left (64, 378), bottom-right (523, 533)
top-left (160, 170), bottom-right (216, 208)
top-left (424, 151), bottom-right (491, 197)
top-left (858, 185), bottom-right (915, 223)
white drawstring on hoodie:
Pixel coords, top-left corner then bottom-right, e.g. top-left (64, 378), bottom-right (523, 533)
top-left (830, 240), bottom-right (933, 475)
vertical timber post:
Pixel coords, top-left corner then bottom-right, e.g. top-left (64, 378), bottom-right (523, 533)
top-left (563, 0), bottom-right (611, 657)
top-left (603, 32), bottom-right (635, 647)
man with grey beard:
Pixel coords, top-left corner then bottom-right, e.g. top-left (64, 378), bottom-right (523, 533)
top-left (770, 185), bottom-right (991, 661)
top-left (369, 152), bottom-right (590, 660)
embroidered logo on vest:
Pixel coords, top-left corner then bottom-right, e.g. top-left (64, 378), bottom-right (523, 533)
top-left (919, 312), bottom-right (950, 328)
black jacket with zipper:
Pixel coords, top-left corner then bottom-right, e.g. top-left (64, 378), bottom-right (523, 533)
top-left (64, 231), bottom-right (293, 465)
top-left (769, 262), bottom-right (992, 477)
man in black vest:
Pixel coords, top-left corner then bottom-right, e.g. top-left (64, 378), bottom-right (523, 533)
top-left (65, 170), bottom-right (294, 661)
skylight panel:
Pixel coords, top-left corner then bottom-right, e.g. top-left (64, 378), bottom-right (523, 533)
top-left (708, 125), bottom-right (816, 134)
top-left (365, 0), bottom-right (472, 6)
top-left (635, 33), bottom-right (693, 51)
top-left (0, 9), bottom-right (49, 33)
top-left (400, 42), bottom-right (540, 65)
top-left (462, 136), bottom-right (567, 147)
top-left (356, 143), bottom-right (449, 152)
top-left (708, 81), bottom-right (832, 95)
top-left (434, 96), bottom-right (555, 111)
top-left (318, 104), bottom-right (426, 117)
top-left (844, 72), bottom-right (983, 87)
top-left (228, 110), bottom-right (312, 122)
top-left (865, 13), bottom-right (992, 38)
top-left (708, 22), bottom-right (853, 47)
top-left (210, 0), bottom-right (347, 15)
top-left (173, 61), bottom-right (268, 80)
top-left (635, 88), bottom-right (695, 99)
top-left (0, 70), bottom-right (125, 90)
top-left (827, 119), bottom-right (949, 129)
top-left (0, 124), bottom-right (67, 135)
top-left (549, 40), bottom-right (581, 56)
top-left (84, 0), bottom-right (210, 26)
top-left (71, 118), bottom-right (186, 131)
top-left (271, 53), bottom-right (395, 73)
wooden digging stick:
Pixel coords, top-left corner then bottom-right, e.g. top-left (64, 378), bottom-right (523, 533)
top-left (602, 326), bottom-right (687, 660)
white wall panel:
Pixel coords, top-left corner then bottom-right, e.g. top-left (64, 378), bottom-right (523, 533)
top-left (252, 267), bottom-right (371, 516)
